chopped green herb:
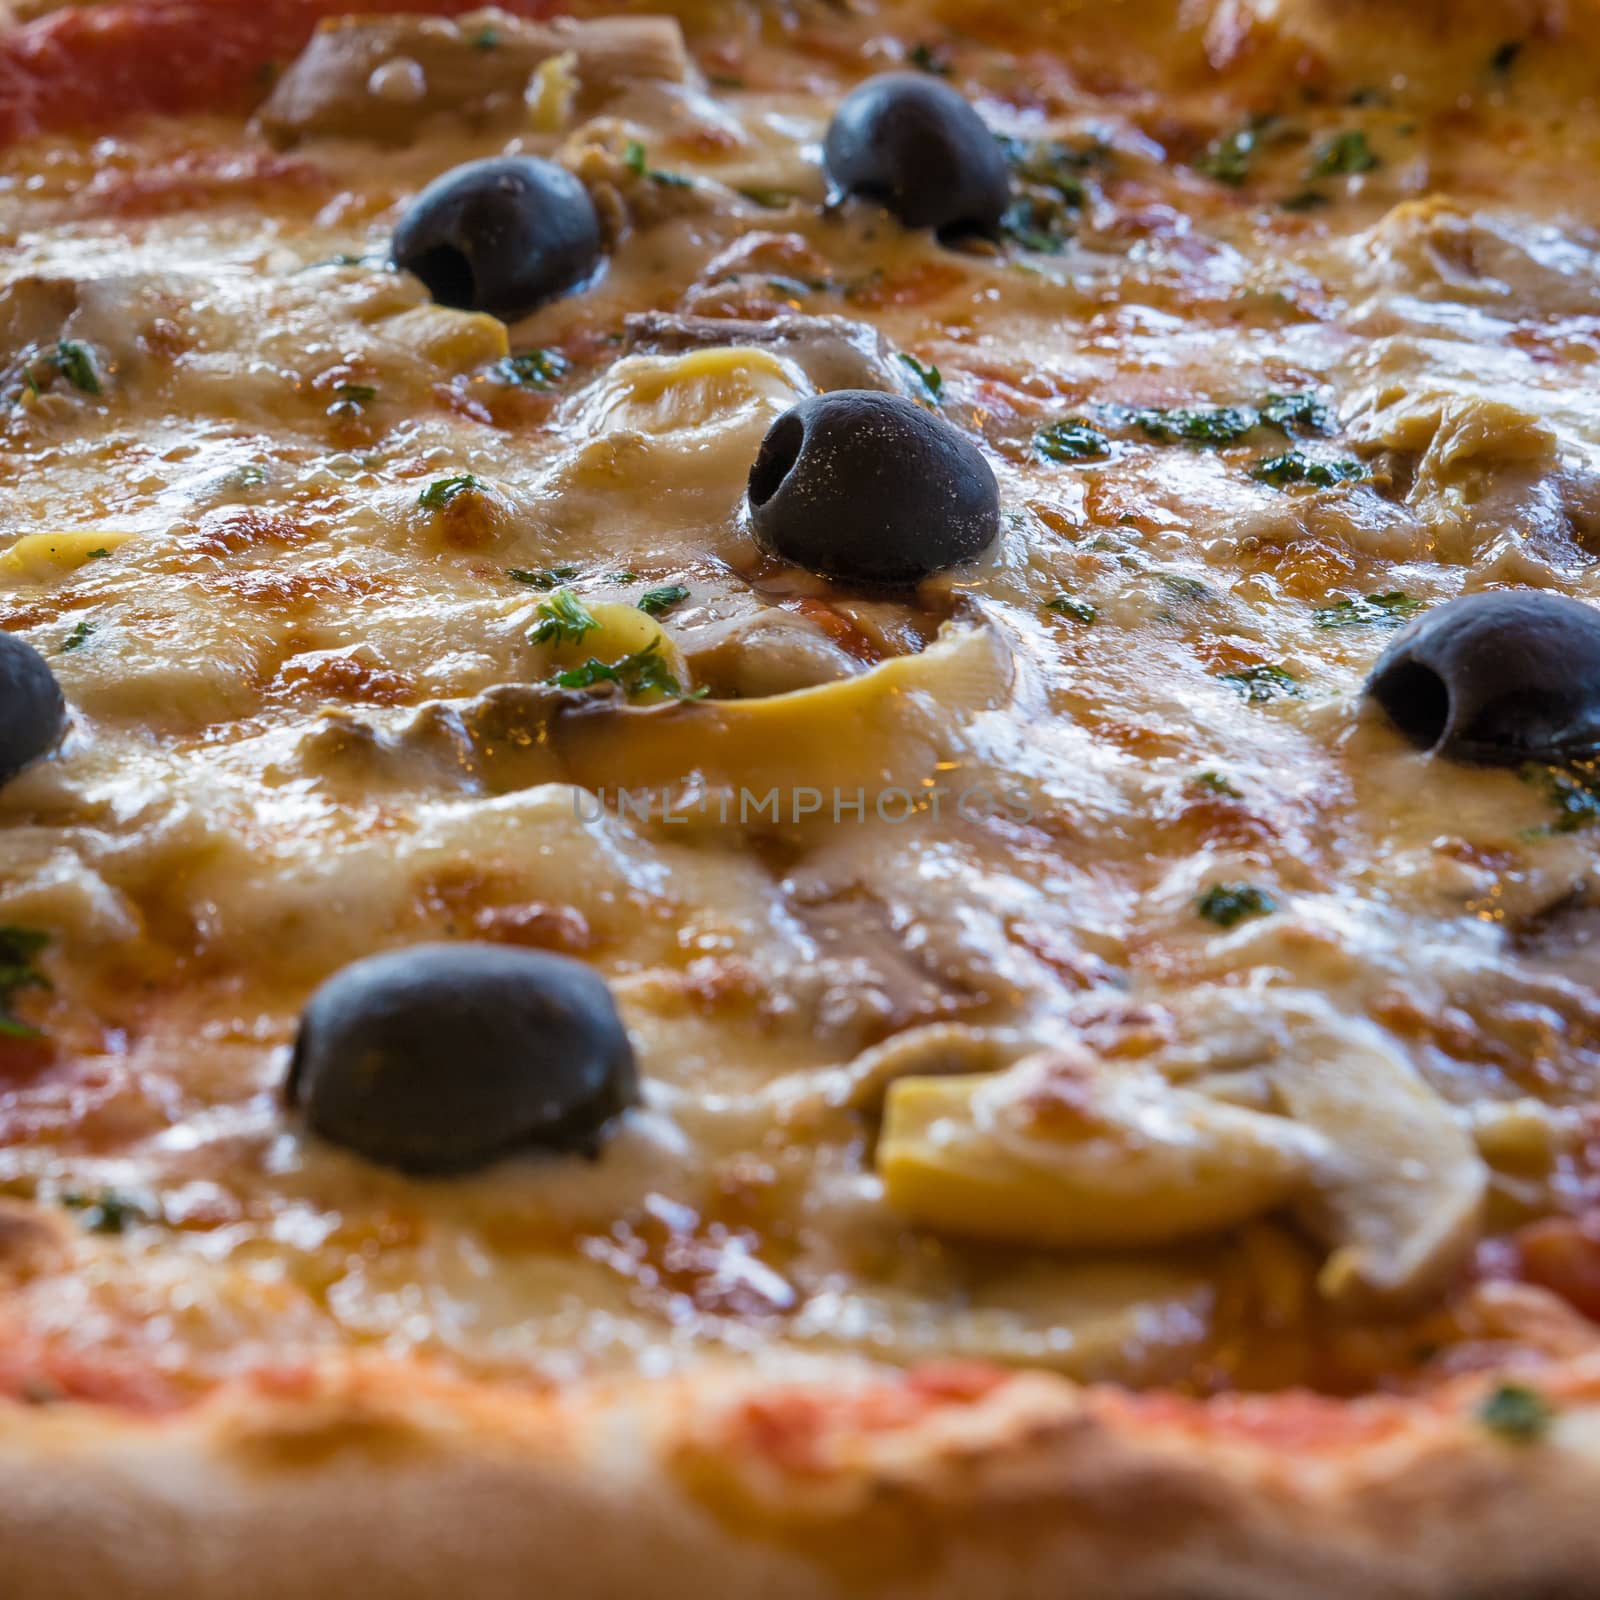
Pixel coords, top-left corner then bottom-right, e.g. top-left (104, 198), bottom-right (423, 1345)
top-left (1281, 189), bottom-right (1330, 212)
top-left (300, 252), bottom-right (377, 272)
top-left (495, 349), bottom-right (570, 389)
top-left (1194, 115), bottom-right (1272, 186)
top-left (1159, 573), bottom-right (1211, 603)
top-left (418, 474), bottom-right (482, 510)
top-left (996, 135), bottom-right (1097, 254)
top-left (0, 926), bottom-right (50, 1040)
top-left (1312, 591), bottom-right (1424, 629)
top-left (1258, 391), bottom-right (1333, 434)
top-left (1478, 1382), bottom-right (1553, 1443)
top-left (608, 571), bottom-right (640, 584)
top-left (623, 138), bottom-right (691, 188)
top-left (636, 583), bottom-right (690, 618)
top-left (508, 565), bottom-right (579, 590)
top-left (21, 369), bottom-right (40, 400)
top-left (553, 640), bottom-right (706, 702)
top-left (1193, 771), bottom-right (1243, 798)
top-left (1036, 419), bottom-right (1111, 462)
top-left (334, 383), bottom-right (376, 403)
top-left (60, 1189), bottom-right (145, 1235)
top-left (53, 341), bottom-right (101, 396)
top-left (1489, 39), bottom-right (1524, 74)
top-left (1130, 404), bottom-right (1261, 446)
top-left (60, 620), bottom-right (94, 652)
top-left (1521, 760), bottom-right (1600, 834)
top-left (1346, 85), bottom-right (1390, 107)
top-left (709, 73), bottom-right (746, 89)
top-left (1309, 129), bottom-right (1379, 177)
top-left (228, 463), bottom-right (268, 489)
top-left (908, 41), bottom-right (952, 75)
top-left (1218, 664), bottom-right (1302, 703)
top-left (898, 353), bottom-right (943, 402)
top-left (470, 23), bottom-right (499, 49)
top-left (530, 589), bottom-right (600, 647)
top-left (1196, 883), bottom-right (1279, 928)
top-left (1045, 594), bottom-right (1097, 625)
top-left (1250, 450), bottom-right (1365, 488)
top-left (85, 547), bottom-right (110, 560)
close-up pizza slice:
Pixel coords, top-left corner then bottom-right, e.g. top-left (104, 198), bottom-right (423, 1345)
top-left (2, 0), bottom-right (1600, 1594)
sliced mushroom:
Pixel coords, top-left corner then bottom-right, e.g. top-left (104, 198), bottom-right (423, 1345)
top-left (257, 10), bottom-right (688, 147)
top-left (621, 312), bottom-right (917, 397)
top-left (1253, 997), bottom-right (1487, 1310)
top-left (877, 1046), bottom-right (1329, 1250)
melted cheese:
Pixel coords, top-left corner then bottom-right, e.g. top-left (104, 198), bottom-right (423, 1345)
top-left (0, 0), bottom-right (1598, 1398)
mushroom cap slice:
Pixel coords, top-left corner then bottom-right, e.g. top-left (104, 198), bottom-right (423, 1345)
top-left (878, 1046), bottom-right (1328, 1250)
top-left (1260, 999), bottom-right (1488, 1309)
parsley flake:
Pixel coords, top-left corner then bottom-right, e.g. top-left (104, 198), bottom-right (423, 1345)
top-left (908, 41), bottom-right (952, 75)
top-left (495, 349), bottom-right (570, 389)
top-left (529, 589), bottom-right (599, 647)
top-left (1218, 664), bottom-right (1302, 703)
top-left (470, 23), bottom-right (499, 49)
top-left (1045, 594), bottom-right (1097, 625)
top-left (1036, 419), bottom-right (1112, 462)
top-left (1478, 1382), bottom-right (1553, 1443)
top-left (1250, 451), bottom-right (1365, 488)
top-left (1195, 883), bottom-right (1279, 928)
top-left (60, 620), bottom-right (94, 652)
top-left (334, 383), bottom-right (376, 403)
top-left (85, 547), bottom-right (110, 560)
top-left (898, 353), bottom-right (943, 402)
top-left (1194, 115), bottom-right (1273, 185)
top-left (509, 565), bottom-right (578, 590)
top-left (60, 1189), bottom-right (146, 1235)
top-left (1309, 129), bottom-right (1379, 177)
top-left (1490, 40), bottom-right (1524, 74)
top-left (418, 474), bottom-right (482, 510)
top-left (1193, 771), bottom-right (1243, 798)
top-left (1129, 404), bottom-right (1261, 446)
top-left (1520, 760), bottom-right (1600, 834)
top-left (1312, 591), bottom-right (1424, 629)
top-left (0, 926), bottom-right (50, 1039)
top-left (53, 341), bottom-right (101, 396)
top-left (623, 139), bottom-right (691, 188)
top-left (553, 640), bottom-right (705, 702)
top-left (636, 584), bottom-right (690, 618)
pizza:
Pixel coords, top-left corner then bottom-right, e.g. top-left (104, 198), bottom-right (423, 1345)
top-left (2, 0), bottom-right (1600, 1592)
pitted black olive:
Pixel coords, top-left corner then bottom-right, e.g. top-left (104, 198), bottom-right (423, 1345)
top-left (0, 632), bottom-right (65, 788)
top-left (747, 390), bottom-right (1000, 587)
top-left (1365, 590), bottom-right (1600, 765)
top-left (391, 156), bottom-right (602, 322)
top-left (823, 74), bottom-right (1011, 236)
top-left (286, 943), bottom-right (638, 1175)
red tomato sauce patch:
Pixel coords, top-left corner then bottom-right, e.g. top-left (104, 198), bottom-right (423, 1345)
top-left (0, 0), bottom-right (564, 149)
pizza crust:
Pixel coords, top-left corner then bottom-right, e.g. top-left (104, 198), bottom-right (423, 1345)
top-left (2, 1357), bottom-right (1599, 1599)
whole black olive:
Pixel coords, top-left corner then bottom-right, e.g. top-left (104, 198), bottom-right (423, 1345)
top-left (391, 156), bottom-right (602, 322)
top-left (1365, 590), bottom-right (1600, 765)
top-left (0, 632), bottom-right (66, 788)
top-left (286, 943), bottom-right (638, 1175)
top-left (823, 74), bottom-right (1011, 236)
top-left (747, 390), bottom-right (1001, 587)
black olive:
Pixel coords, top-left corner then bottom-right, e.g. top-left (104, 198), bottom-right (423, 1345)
top-left (1365, 590), bottom-right (1600, 765)
top-left (286, 943), bottom-right (638, 1175)
top-left (747, 390), bottom-right (1000, 587)
top-left (0, 632), bottom-right (65, 788)
top-left (391, 156), bottom-right (602, 322)
top-left (822, 74), bottom-right (1011, 235)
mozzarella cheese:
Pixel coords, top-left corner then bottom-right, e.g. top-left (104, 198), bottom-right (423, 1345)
top-left (0, 0), bottom-right (1597, 1398)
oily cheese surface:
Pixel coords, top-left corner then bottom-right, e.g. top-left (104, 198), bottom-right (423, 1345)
top-left (0, 0), bottom-right (1596, 1411)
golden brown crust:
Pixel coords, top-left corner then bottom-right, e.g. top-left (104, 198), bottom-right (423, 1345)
top-left (3, 1358), bottom-right (1600, 1599)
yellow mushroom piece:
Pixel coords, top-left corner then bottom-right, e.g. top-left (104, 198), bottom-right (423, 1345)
top-left (553, 613), bottom-right (1014, 800)
top-left (0, 531), bottom-right (135, 578)
top-left (878, 1047), bottom-right (1329, 1251)
top-left (557, 346), bottom-right (811, 501)
top-left (534, 597), bottom-right (692, 707)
